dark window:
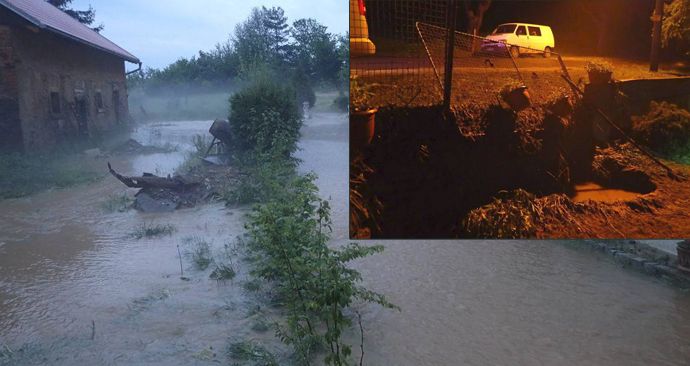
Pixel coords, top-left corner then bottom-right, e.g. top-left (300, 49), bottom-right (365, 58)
top-left (528, 26), bottom-right (542, 37)
top-left (516, 26), bottom-right (527, 36)
top-left (50, 92), bottom-right (61, 114)
top-left (95, 91), bottom-right (104, 110)
top-left (494, 24), bottom-right (516, 34)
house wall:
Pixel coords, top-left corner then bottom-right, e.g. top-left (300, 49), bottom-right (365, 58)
top-left (0, 24), bottom-right (22, 152)
top-left (2, 9), bottom-right (131, 150)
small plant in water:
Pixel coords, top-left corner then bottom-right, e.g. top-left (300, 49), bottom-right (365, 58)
top-left (227, 341), bottom-right (277, 366)
top-left (184, 237), bottom-right (212, 270)
top-left (101, 192), bottom-right (133, 212)
top-left (209, 262), bottom-right (236, 281)
top-left (131, 222), bottom-right (176, 239)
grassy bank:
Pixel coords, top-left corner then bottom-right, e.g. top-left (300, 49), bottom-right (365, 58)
top-left (0, 153), bottom-right (102, 199)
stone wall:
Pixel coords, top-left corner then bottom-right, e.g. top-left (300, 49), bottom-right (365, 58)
top-left (1, 8), bottom-right (132, 150)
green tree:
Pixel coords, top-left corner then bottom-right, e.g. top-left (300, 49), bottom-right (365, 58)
top-left (233, 6), bottom-right (290, 72)
top-left (290, 18), bottom-right (341, 85)
top-left (46, 0), bottom-right (103, 32)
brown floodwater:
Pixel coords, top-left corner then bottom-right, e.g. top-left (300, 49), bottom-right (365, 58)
top-left (1, 101), bottom-right (690, 366)
top-left (571, 182), bottom-right (643, 203)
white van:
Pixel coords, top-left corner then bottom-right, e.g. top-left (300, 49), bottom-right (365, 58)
top-left (483, 23), bottom-right (555, 58)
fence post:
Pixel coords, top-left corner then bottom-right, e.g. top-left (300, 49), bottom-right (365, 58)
top-left (443, 0), bottom-right (458, 110)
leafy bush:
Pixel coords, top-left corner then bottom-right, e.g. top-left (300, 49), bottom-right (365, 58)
top-left (244, 173), bottom-right (398, 365)
top-left (633, 101), bottom-right (690, 155)
top-left (229, 76), bottom-right (302, 157)
top-left (225, 153), bottom-right (299, 205)
top-left (585, 61), bottom-right (613, 74)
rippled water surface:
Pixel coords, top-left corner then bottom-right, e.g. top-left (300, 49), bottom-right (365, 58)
top-left (1, 105), bottom-right (690, 365)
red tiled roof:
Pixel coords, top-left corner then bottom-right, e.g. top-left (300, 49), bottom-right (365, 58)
top-left (0, 0), bottom-right (139, 63)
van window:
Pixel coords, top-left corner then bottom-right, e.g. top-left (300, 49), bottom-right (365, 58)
top-left (528, 26), bottom-right (542, 36)
top-left (494, 24), bottom-right (517, 34)
top-left (516, 26), bottom-right (527, 36)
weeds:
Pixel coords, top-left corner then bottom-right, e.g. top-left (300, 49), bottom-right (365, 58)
top-left (243, 280), bottom-right (262, 292)
top-left (210, 262), bottom-right (236, 281)
top-left (251, 317), bottom-right (270, 333)
top-left (177, 134), bottom-right (211, 174)
top-left (131, 223), bottom-right (176, 239)
top-left (227, 341), bottom-right (278, 366)
top-left (182, 236), bottom-right (212, 270)
top-left (101, 192), bottom-right (133, 212)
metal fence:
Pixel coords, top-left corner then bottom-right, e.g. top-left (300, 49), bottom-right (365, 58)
top-left (351, 0), bottom-right (575, 109)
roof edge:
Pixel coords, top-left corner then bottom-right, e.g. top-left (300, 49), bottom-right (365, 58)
top-left (46, 25), bottom-right (141, 63)
top-left (0, 0), bottom-right (140, 64)
top-left (0, 0), bottom-right (44, 28)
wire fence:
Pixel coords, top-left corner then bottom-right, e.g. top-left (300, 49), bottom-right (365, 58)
top-left (350, 0), bottom-right (449, 107)
top-left (351, 0), bottom-right (575, 109)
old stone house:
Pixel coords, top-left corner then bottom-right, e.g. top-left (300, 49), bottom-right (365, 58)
top-left (0, 0), bottom-right (140, 152)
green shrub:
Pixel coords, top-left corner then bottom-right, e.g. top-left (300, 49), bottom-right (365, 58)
top-left (244, 172), bottom-right (398, 365)
top-left (229, 77), bottom-right (302, 157)
top-left (225, 153), bottom-right (299, 205)
top-left (633, 101), bottom-right (690, 155)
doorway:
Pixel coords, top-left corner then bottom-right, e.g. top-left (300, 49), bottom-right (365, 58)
top-left (112, 90), bottom-right (121, 124)
top-left (0, 97), bottom-right (23, 151)
top-left (74, 98), bottom-right (89, 138)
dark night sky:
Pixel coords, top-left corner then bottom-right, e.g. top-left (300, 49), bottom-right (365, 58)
top-left (366, 0), bottom-right (658, 58)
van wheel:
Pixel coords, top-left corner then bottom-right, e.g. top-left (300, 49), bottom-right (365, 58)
top-left (543, 47), bottom-right (552, 58)
top-left (509, 46), bottom-right (520, 59)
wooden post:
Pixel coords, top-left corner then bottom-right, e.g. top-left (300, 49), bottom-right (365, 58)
top-left (650, 0), bottom-right (664, 72)
top-left (443, 0), bottom-right (458, 110)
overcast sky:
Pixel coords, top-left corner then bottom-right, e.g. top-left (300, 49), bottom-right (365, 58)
top-left (70, 0), bottom-right (348, 70)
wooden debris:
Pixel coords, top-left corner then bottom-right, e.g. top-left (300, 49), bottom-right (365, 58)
top-left (107, 162), bottom-right (198, 190)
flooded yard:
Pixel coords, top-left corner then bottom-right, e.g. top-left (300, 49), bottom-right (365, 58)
top-left (1, 105), bottom-right (690, 365)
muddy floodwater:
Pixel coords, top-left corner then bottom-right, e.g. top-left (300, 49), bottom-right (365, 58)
top-left (571, 182), bottom-right (643, 203)
top-left (2, 103), bottom-right (690, 365)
